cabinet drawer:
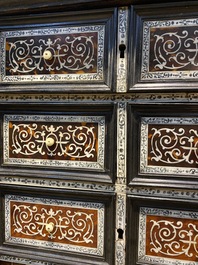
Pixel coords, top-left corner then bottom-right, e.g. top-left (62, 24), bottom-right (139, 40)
top-left (2, 26), bottom-right (103, 82)
top-left (5, 194), bottom-right (104, 256)
top-left (138, 206), bottom-right (198, 264)
top-left (3, 190), bottom-right (115, 264)
top-left (4, 114), bottom-right (105, 170)
top-left (0, 8), bottom-right (116, 91)
top-left (127, 196), bottom-right (198, 265)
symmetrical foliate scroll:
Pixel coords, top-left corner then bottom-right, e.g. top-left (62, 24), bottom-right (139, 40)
top-left (0, 26), bottom-right (105, 83)
top-left (4, 114), bottom-right (105, 170)
top-left (5, 194), bottom-right (104, 255)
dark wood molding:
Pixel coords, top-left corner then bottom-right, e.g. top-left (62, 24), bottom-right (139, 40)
top-left (0, 0), bottom-right (197, 16)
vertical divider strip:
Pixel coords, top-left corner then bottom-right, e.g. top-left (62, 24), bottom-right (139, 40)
top-left (116, 7), bottom-right (129, 93)
top-left (115, 101), bottom-right (127, 265)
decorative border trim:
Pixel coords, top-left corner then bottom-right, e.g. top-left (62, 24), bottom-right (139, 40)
top-left (117, 102), bottom-right (127, 184)
top-left (141, 18), bottom-right (198, 81)
top-left (3, 114), bottom-right (105, 170)
top-left (5, 194), bottom-right (105, 256)
top-left (140, 117), bottom-right (198, 176)
top-left (0, 176), bottom-right (115, 192)
top-left (138, 207), bottom-right (198, 265)
top-left (0, 25), bottom-right (105, 83)
top-left (0, 92), bottom-right (196, 103)
top-left (0, 255), bottom-right (48, 265)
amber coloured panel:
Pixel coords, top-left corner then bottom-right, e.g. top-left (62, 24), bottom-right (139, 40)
top-left (10, 200), bottom-right (98, 248)
top-left (149, 26), bottom-right (198, 72)
top-left (8, 120), bottom-right (98, 162)
top-left (5, 32), bottom-right (98, 76)
top-left (146, 214), bottom-right (198, 261)
top-left (147, 124), bottom-right (198, 168)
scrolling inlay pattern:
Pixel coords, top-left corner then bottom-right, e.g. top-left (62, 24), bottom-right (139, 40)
top-left (5, 195), bottom-right (104, 255)
top-left (141, 18), bottom-right (198, 80)
top-left (4, 114), bottom-right (105, 170)
top-left (140, 117), bottom-right (198, 175)
top-left (139, 207), bottom-right (198, 264)
top-left (0, 26), bottom-right (104, 82)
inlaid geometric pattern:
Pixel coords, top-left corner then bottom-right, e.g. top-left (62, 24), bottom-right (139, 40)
top-left (4, 114), bottom-right (105, 170)
top-left (139, 207), bottom-right (198, 264)
top-left (140, 117), bottom-right (198, 175)
top-left (141, 18), bottom-right (198, 81)
top-left (0, 26), bottom-right (105, 82)
top-left (5, 194), bottom-right (105, 256)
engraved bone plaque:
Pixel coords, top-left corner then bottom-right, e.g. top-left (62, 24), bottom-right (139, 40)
top-left (0, 25), bottom-right (105, 83)
top-left (3, 114), bottom-right (105, 170)
top-left (5, 194), bottom-right (104, 255)
top-left (140, 117), bottom-right (198, 175)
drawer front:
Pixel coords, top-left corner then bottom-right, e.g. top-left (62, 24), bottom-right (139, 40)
top-left (127, 196), bottom-right (198, 265)
top-left (129, 6), bottom-right (198, 90)
top-left (141, 17), bottom-right (198, 81)
top-left (5, 194), bottom-right (104, 256)
top-left (140, 116), bottom-right (198, 176)
top-left (139, 206), bottom-right (198, 264)
top-left (1, 26), bottom-right (104, 83)
top-left (128, 104), bottom-right (198, 185)
top-left (4, 114), bottom-right (105, 170)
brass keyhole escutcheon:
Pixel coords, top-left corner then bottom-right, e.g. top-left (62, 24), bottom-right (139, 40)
top-left (45, 137), bottom-right (55, 147)
top-left (43, 50), bottom-right (53, 60)
top-left (46, 222), bottom-right (55, 233)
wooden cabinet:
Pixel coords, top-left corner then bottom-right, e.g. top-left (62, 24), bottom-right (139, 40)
top-left (1, 1), bottom-right (198, 265)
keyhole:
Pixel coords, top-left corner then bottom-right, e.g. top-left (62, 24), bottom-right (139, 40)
top-left (117, 228), bottom-right (124, 239)
top-left (119, 44), bottom-right (126, 58)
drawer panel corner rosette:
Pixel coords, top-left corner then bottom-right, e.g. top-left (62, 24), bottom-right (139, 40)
top-left (5, 194), bottom-right (105, 256)
top-left (140, 116), bottom-right (198, 176)
top-left (141, 17), bottom-right (198, 82)
top-left (138, 206), bottom-right (198, 264)
top-left (3, 114), bottom-right (105, 171)
top-left (0, 25), bottom-right (107, 85)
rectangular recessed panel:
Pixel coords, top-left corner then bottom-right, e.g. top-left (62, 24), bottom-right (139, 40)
top-left (4, 114), bottom-right (105, 170)
top-left (0, 26), bottom-right (105, 82)
top-left (5, 194), bottom-right (105, 256)
top-left (140, 117), bottom-right (198, 175)
top-left (141, 18), bottom-right (198, 81)
top-left (139, 207), bottom-right (198, 264)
